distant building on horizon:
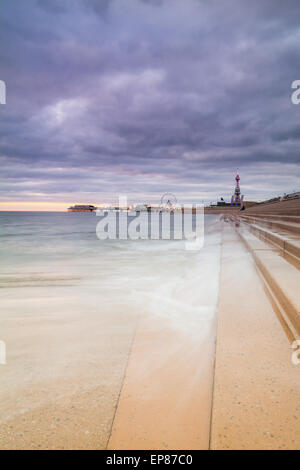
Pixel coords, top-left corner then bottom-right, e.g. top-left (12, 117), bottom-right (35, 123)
top-left (68, 205), bottom-right (97, 212)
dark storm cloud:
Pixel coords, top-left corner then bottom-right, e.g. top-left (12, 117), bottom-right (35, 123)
top-left (0, 0), bottom-right (300, 204)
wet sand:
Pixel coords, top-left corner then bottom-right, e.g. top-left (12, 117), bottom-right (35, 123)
top-left (0, 287), bottom-right (139, 449)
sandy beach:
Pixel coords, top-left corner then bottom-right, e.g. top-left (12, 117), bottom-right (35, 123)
top-left (0, 285), bottom-right (139, 449)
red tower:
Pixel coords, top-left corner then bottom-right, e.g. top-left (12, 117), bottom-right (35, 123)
top-left (231, 171), bottom-right (243, 206)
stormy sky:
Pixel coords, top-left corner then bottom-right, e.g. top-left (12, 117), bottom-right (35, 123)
top-left (0, 0), bottom-right (300, 208)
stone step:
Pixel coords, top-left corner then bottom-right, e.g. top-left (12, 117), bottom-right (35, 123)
top-left (240, 216), bottom-right (300, 236)
top-left (210, 225), bottom-right (300, 450)
top-left (236, 225), bottom-right (300, 341)
top-left (241, 214), bottom-right (300, 224)
top-left (239, 221), bottom-right (300, 262)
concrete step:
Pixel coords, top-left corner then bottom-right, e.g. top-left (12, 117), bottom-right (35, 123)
top-left (241, 214), bottom-right (300, 224)
top-left (210, 225), bottom-right (300, 450)
top-left (240, 222), bottom-right (300, 262)
top-left (244, 209), bottom-right (300, 216)
top-left (244, 197), bottom-right (300, 216)
top-left (236, 225), bottom-right (300, 341)
top-left (240, 216), bottom-right (300, 236)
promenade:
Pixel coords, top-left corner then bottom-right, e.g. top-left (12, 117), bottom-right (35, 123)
top-left (109, 197), bottom-right (300, 450)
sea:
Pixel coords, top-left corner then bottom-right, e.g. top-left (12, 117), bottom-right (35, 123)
top-left (0, 211), bottom-right (222, 327)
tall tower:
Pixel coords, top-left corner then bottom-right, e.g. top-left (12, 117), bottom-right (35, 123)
top-left (231, 171), bottom-right (244, 206)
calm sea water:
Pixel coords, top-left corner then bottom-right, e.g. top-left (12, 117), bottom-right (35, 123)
top-left (0, 212), bottom-right (222, 333)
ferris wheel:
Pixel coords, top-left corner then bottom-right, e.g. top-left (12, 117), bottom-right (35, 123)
top-left (160, 193), bottom-right (177, 209)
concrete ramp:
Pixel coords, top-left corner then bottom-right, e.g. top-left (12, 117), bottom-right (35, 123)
top-left (108, 314), bottom-right (217, 450)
